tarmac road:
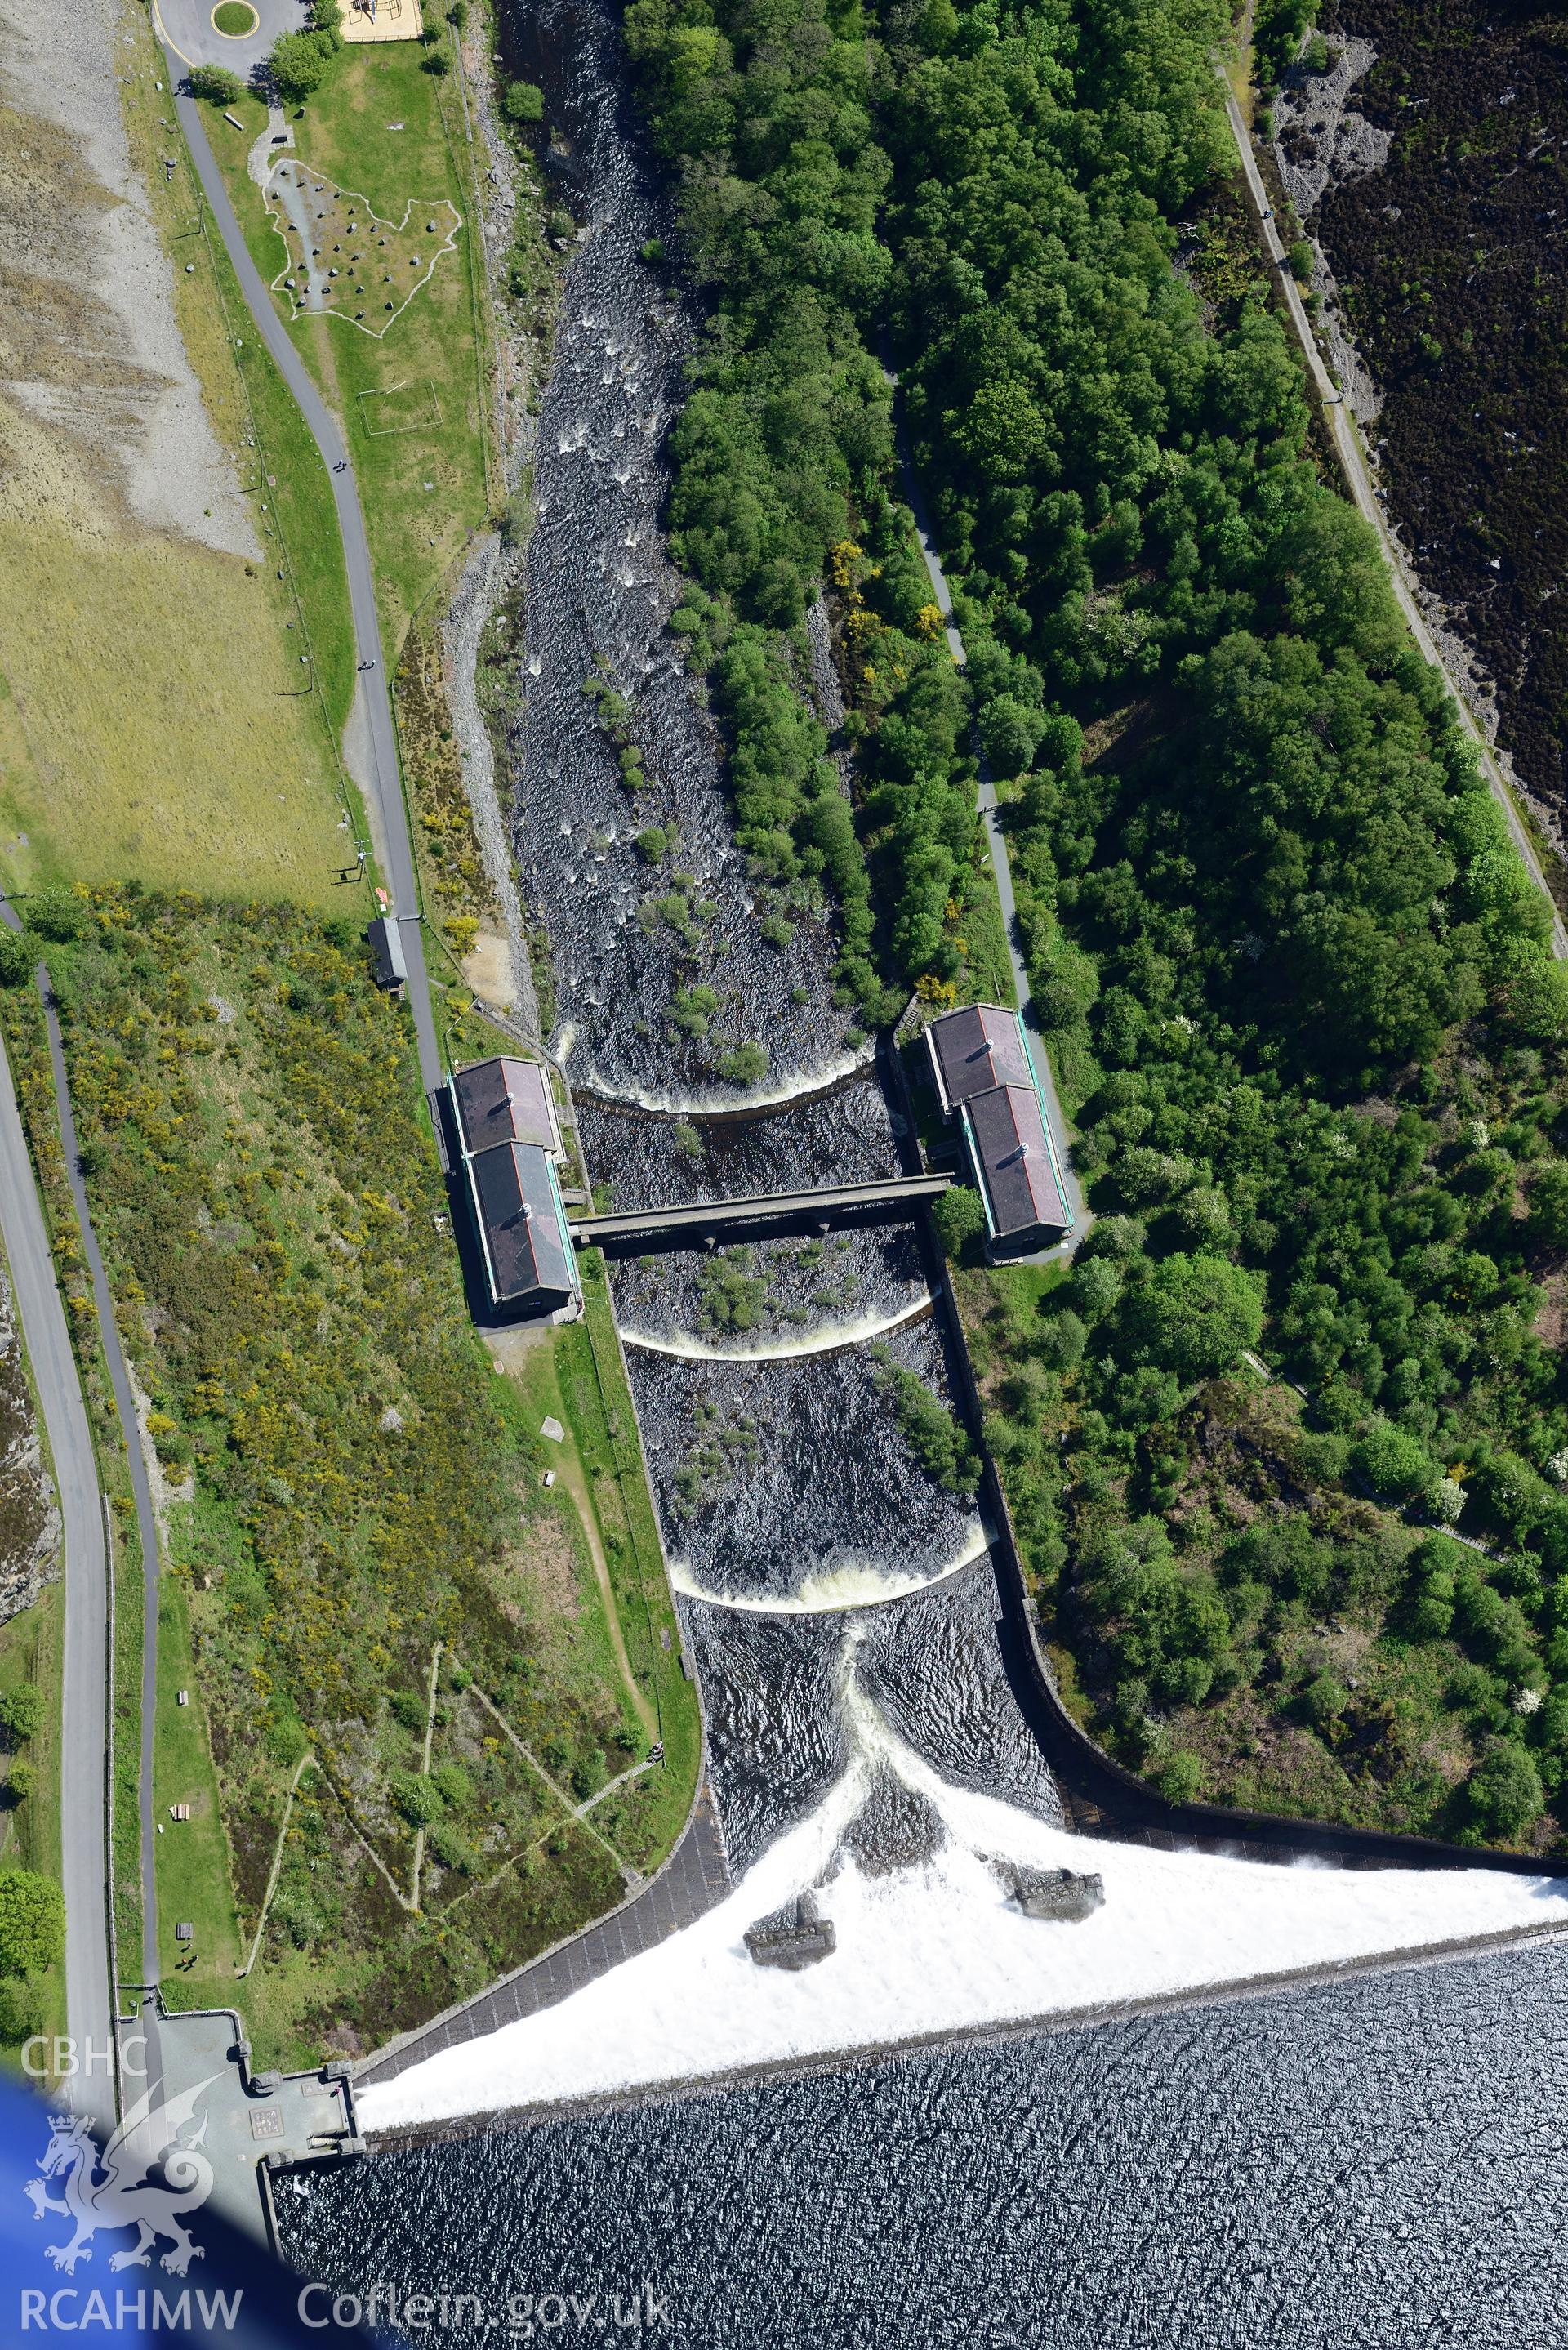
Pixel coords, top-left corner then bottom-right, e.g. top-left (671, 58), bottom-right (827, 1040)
top-left (36, 983), bottom-right (167, 2001)
top-left (167, 68), bottom-right (444, 1098)
top-left (0, 915), bottom-right (114, 2134)
top-left (1219, 82), bottom-right (1568, 961)
top-left (154, 0), bottom-right (304, 86)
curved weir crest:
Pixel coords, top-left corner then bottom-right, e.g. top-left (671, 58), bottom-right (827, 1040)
top-left (667, 1525), bottom-right (989, 1615)
top-left (466, 0), bottom-right (1079, 1991)
top-left (621, 1295), bottom-right (935, 1365)
top-left (270, 0), bottom-right (1568, 2302)
top-left (347, 0), bottom-right (1524, 2134)
top-left (566, 1046), bottom-right (879, 1119)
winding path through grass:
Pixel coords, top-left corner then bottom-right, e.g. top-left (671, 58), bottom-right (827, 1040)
top-left (555, 1448), bottom-right (657, 1746)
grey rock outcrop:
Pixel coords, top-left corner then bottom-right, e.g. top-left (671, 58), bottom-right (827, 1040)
top-left (0, 1265), bottom-right (59, 1625)
top-left (745, 1890), bottom-right (837, 1971)
top-left (1273, 36), bottom-right (1391, 221)
top-left (995, 1860), bottom-right (1105, 1924)
top-left (840, 1767), bottom-right (946, 1879)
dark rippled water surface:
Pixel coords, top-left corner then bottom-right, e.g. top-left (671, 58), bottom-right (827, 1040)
top-left (578, 1074), bottom-right (903, 1211)
top-left (612, 1226), bottom-right (927, 1349)
top-left (284, 1938), bottom-right (1568, 2344)
top-left (501, 0), bottom-right (991, 1785)
top-left (682, 1560), bottom-right (1060, 1869)
top-left (412, 4), bottom-right (1566, 2336)
top-left (298, 5), bottom-right (1568, 2333)
top-left (637, 1317), bottom-right (978, 1602)
top-left (507, 0), bottom-right (852, 1102)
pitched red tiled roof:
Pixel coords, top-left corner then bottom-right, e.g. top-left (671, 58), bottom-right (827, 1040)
top-left (965, 1084), bottom-right (1069, 1237)
top-left (928, 1004), bottom-right (1033, 1111)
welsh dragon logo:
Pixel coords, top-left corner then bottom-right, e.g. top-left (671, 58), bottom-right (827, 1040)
top-left (25, 2075), bottom-right (220, 2275)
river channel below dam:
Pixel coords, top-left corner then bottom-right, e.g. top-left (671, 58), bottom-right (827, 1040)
top-left (482, 0), bottom-right (1051, 1885)
top-left (283, 0), bottom-right (1568, 2329)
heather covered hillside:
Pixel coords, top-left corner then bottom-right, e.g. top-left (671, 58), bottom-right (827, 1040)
top-left (1288, 1), bottom-right (1568, 841)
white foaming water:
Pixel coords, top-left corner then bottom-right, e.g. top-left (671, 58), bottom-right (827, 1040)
top-left (667, 1524), bottom-right (989, 1614)
top-left (360, 1648), bottom-right (1568, 2134)
top-left (572, 1045), bottom-right (876, 1117)
top-left (621, 1295), bottom-right (933, 1364)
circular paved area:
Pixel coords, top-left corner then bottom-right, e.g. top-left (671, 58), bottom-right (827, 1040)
top-left (154, 0), bottom-right (307, 80)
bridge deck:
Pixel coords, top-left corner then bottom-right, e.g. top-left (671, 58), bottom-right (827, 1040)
top-left (570, 1172), bottom-right (951, 1247)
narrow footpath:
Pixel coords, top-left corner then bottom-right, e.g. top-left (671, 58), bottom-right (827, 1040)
top-left (885, 377), bottom-right (1089, 1243)
top-left (167, 74), bottom-right (445, 1096)
top-left (1218, 82), bottom-right (1567, 959)
top-left (37, 977), bottom-right (165, 1997)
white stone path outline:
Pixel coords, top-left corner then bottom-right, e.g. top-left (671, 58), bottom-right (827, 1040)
top-left (261, 155), bottom-right (461, 339)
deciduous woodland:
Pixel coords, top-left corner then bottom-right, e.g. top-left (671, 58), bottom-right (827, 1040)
top-left (626, 0), bottom-right (1568, 1845)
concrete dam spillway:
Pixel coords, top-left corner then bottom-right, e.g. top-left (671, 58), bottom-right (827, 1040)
top-left (353, 0), bottom-right (1568, 2122)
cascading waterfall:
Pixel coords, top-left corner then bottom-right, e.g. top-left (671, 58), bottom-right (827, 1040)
top-left (665, 1524), bottom-right (989, 1616)
top-left (621, 1292), bottom-right (935, 1365)
top-left (569, 1050), bottom-right (879, 1119)
top-left (355, 1576), bottom-right (1568, 2132)
top-left (274, 19), bottom-right (1568, 2324)
top-left (491, 0), bottom-right (1045, 1882)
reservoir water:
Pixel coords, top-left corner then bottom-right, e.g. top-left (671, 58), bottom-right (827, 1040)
top-left (283, 1935), bottom-right (1568, 2343)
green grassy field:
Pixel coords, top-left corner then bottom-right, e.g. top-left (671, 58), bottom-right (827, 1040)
top-left (2, 892), bottom-right (696, 2064)
top-left (0, 42), bottom-right (354, 907)
top-left (202, 45), bottom-right (492, 658)
top-left (503, 1265), bottom-right (702, 1869)
top-left (0, 24), bottom-right (702, 2065)
top-left (153, 1575), bottom-right (244, 1999)
top-left (0, 1583), bottom-right (65, 2066)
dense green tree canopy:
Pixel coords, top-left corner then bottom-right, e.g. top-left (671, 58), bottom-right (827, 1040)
top-left (624, 0), bottom-right (1568, 1844)
top-left (0, 1870), bottom-right (63, 1980)
top-left (1120, 1252), bottom-right (1263, 1381)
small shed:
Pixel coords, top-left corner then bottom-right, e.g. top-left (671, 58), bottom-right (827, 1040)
top-left (367, 915), bottom-right (408, 993)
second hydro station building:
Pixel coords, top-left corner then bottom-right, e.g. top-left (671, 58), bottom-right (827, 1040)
top-left (448, 1056), bottom-right (580, 1318)
top-left (926, 1004), bottom-right (1073, 1256)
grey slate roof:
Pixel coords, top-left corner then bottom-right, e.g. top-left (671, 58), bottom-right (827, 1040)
top-left (964, 1084), bottom-right (1069, 1238)
top-left (927, 1003), bottom-right (1033, 1113)
top-left (367, 916), bottom-right (408, 989)
top-left (469, 1142), bottom-right (576, 1303)
top-left (452, 1056), bottom-right (561, 1157)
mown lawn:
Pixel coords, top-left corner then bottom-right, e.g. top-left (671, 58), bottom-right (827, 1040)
top-left (202, 43), bottom-right (492, 656)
